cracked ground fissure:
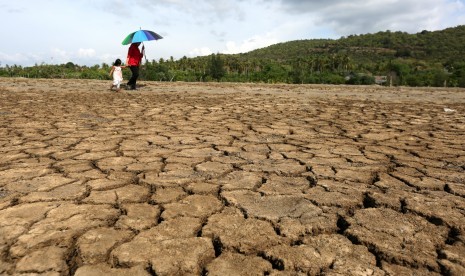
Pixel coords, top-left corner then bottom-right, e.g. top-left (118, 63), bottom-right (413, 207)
top-left (1, 78), bottom-right (465, 275)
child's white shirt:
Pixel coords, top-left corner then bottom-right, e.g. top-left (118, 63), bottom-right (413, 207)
top-left (113, 66), bottom-right (123, 81)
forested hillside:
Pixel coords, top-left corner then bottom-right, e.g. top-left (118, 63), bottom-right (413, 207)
top-left (230, 25), bottom-right (465, 86)
top-left (2, 25), bottom-right (465, 87)
top-left (247, 25), bottom-right (465, 62)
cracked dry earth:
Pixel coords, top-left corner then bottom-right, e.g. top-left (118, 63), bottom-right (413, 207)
top-left (0, 78), bottom-right (465, 276)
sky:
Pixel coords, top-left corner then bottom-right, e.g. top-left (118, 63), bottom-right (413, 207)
top-left (1, 0), bottom-right (464, 67)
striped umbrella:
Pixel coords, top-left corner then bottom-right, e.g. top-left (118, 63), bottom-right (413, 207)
top-left (122, 29), bottom-right (163, 45)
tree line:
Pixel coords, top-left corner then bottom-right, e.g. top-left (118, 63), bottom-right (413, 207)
top-left (1, 54), bottom-right (464, 87)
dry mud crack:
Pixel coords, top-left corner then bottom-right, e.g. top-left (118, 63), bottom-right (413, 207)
top-left (1, 78), bottom-right (465, 275)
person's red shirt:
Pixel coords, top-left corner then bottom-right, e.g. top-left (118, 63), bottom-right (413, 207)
top-left (127, 44), bottom-right (143, 66)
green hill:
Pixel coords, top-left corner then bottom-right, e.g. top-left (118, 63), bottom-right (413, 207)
top-left (206, 25), bottom-right (464, 86)
top-left (242, 25), bottom-right (465, 64)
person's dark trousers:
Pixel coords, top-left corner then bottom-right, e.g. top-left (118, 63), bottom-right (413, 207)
top-left (127, 66), bottom-right (139, 89)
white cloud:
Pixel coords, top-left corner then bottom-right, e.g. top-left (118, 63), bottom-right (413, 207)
top-left (0, 52), bottom-right (29, 65)
top-left (78, 48), bottom-right (96, 58)
top-left (223, 33), bottom-right (278, 54)
top-left (189, 47), bottom-right (213, 57)
top-left (51, 48), bottom-right (68, 58)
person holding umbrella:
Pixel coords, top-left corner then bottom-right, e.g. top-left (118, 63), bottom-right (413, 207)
top-left (126, 42), bottom-right (144, 90)
top-left (122, 29), bottom-right (163, 90)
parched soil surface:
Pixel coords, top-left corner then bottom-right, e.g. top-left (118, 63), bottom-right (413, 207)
top-left (1, 78), bottom-right (465, 275)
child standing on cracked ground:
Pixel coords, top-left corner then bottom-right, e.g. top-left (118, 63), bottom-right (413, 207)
top-left (109, 58), bottom-right (126, 92)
